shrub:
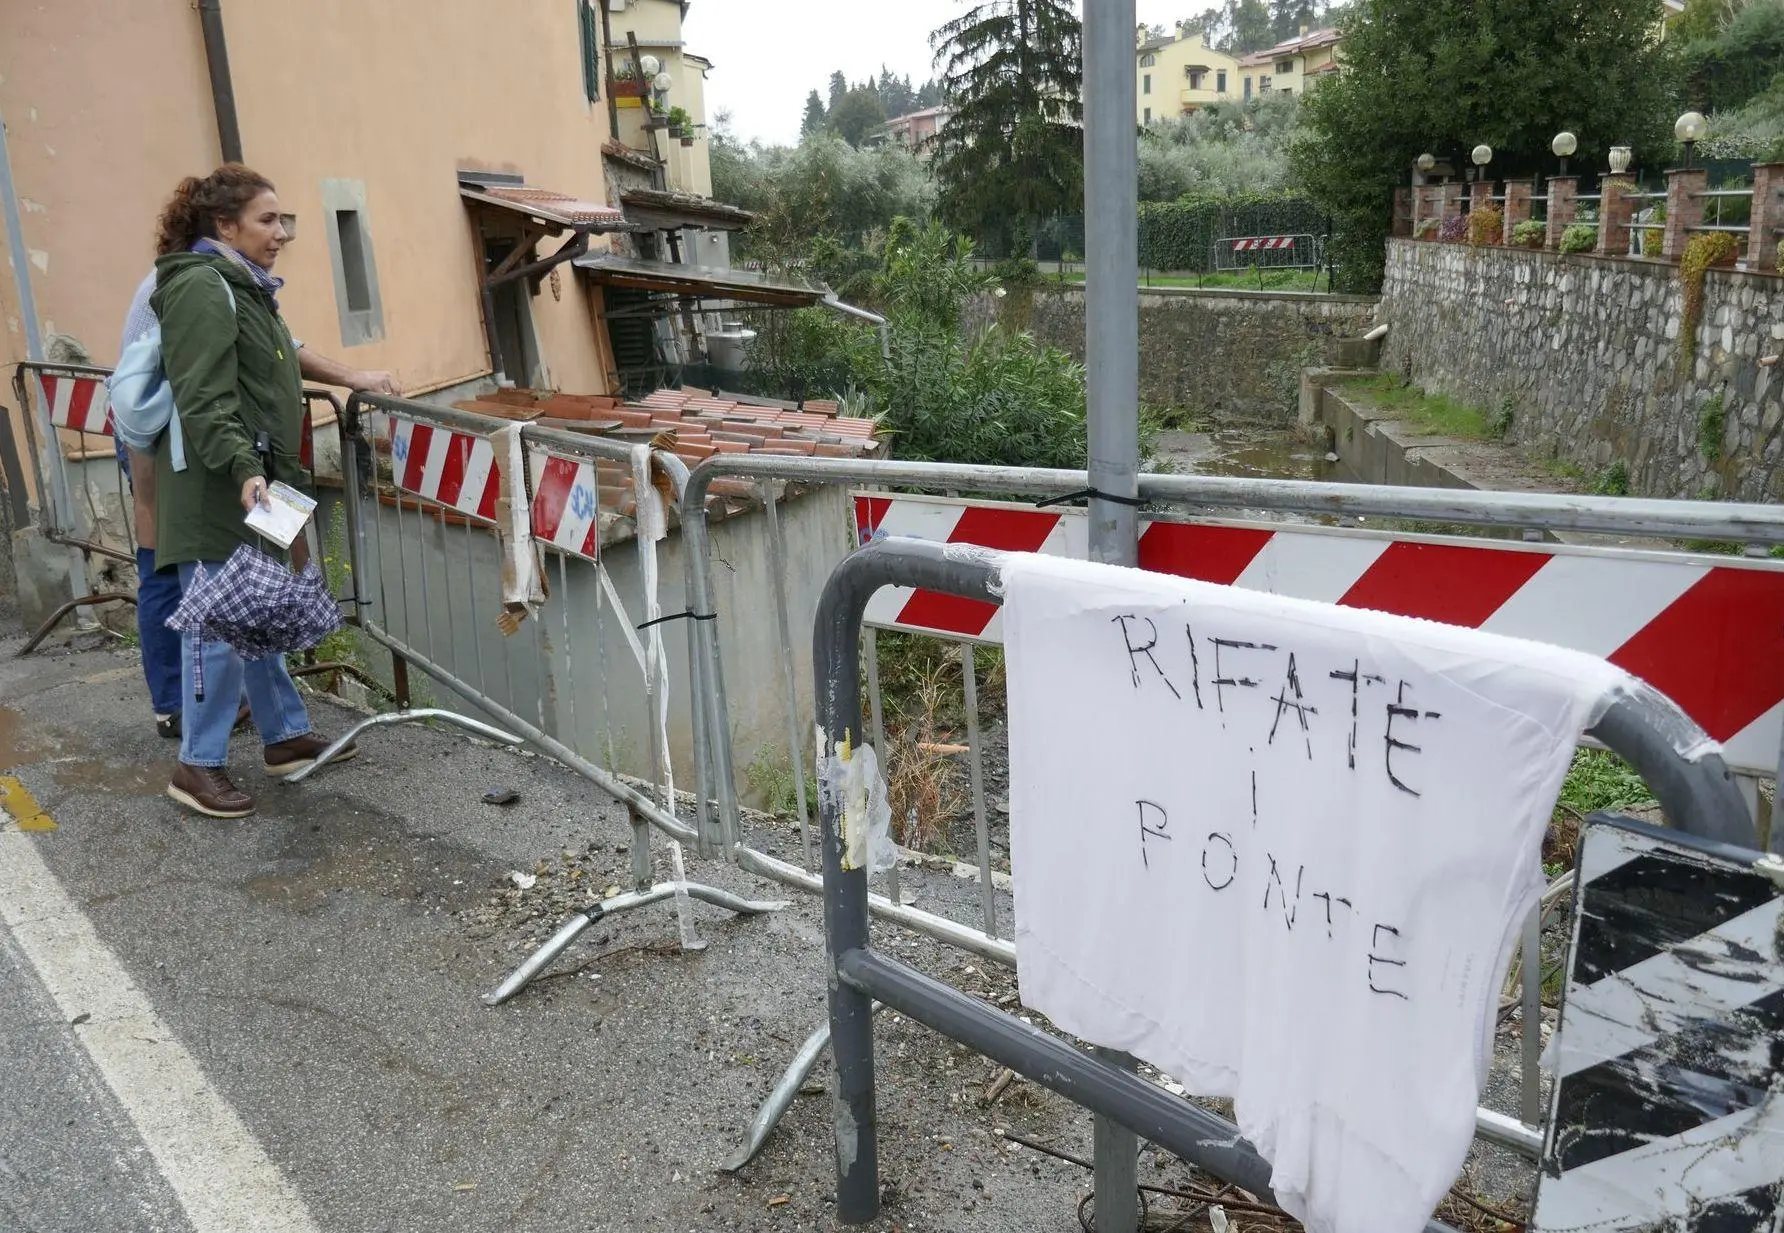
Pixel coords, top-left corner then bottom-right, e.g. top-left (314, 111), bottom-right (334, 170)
top-left (1438, 215), bottom-right (1467, 243)
top-left (746, 219), bottom-right (1088, 469)
top-left (1559, 223), bottom-right (1598, 254)
top-left (1137, 191), bottom-right (1325, 272)
top-left (1413, 217), bottom-right (1441, 240)
top-left (1511, 220), bottom-right (1547, 248)
top-left (1467, 207), bottom-right (1504, 246)
top-left (1592, 459), bottom-right (1631, 496)
top-left (1679, 231), bottom-right (1742, 370)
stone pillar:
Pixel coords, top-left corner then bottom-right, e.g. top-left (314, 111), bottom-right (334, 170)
top-left (1597, 176), bottom-right (1636, 257)
top-left (1469, 179), bottom-right (1495, 216)
top-left (1663, 168), bottom-right (1708, 261)
top-left (1392, 187), bottom-right (1413, 237)
top-left (1502, 180), bottom-right (1534, 244)
top-left (1545, 177), bottom-right (1578, 250)
top-left (1748, 162), bottom-right (1784, 272)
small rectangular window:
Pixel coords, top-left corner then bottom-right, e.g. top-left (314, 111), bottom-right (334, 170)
top-left (1189, 70), bottom-right (1205, 89)
top-left (1143, 73), bottom-right (1152, 94)
top-left (322, 179), bottom-right (384, 346)
top-left (335, 211), bottom-right (371, 313)
top-left (1278, 58), bottom-right (1294, 73)
top-left (1243, 76), bottom-right (1252, 98)
top-left (1217, 70), bottom-right (1227, 92)
top-left (1144, 107), bottom-right (1152, 124)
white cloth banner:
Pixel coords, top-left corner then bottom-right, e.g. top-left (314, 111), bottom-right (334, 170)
top-left (1001, 554), bottom-right (1640, 1233)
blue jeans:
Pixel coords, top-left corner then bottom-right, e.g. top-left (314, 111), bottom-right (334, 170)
top-left (176, 560), bottom-right (311, 767)
top-left (135, 548), bottom-right (184, 716)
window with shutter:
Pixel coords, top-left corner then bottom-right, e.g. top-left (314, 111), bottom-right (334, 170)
top-left (579, 1), bottom-right (601, 104)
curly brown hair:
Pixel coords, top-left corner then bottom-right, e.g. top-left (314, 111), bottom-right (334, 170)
top-left (154, 164), bottom-right (276, 256)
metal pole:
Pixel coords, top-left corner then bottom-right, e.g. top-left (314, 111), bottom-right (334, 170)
top-left (1520, 906), bottom-right (1543, 1126)
top-left (1083, 0), bottom-right (1139, 571)
top-left (1084, 1), bottom-right (1140, 1225)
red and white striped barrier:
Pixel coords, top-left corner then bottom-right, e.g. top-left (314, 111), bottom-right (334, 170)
top-left (42, 374), bottom-right (113, 437)
top-left (1229, 236), bottom-right (1299, 252)
top-left (853, 493), bottom-right (1784, 775)
top-left (527, 448), bottom-right (601, 563)
top-left (387, 414), bottom-right (500, 522)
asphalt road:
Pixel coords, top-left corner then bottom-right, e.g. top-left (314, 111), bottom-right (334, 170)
top-left (0, 633), bottom-right (1541, 1233)
top-left (0, 635), bottom-right (1104, 1233)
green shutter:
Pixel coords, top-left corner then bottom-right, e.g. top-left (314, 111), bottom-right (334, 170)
top-left (579, 1), bottom-right (600, 103)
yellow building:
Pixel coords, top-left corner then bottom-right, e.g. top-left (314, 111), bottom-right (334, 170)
top-left (606, 0), bottom-right (715, 198)
top-left (1238, 27), bottom-right (1343, 99)
top-left (1136, 24), bottom-right (1242, 125)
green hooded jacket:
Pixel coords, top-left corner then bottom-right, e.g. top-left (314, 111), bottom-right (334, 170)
top-left (149, 251), bottom-right (305, 568)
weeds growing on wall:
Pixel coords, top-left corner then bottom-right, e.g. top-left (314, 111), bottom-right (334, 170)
top-left (745, 743), bottom-right (819, 818)
top-left (1698, 392), bottom-right (1728, 461)
top-left (1490, 395), bottom-right (1515, 440)
top-left (1679, 231), bottom-right (1741, 372)
top-left (1592, 459), bottom-right (1632, 496)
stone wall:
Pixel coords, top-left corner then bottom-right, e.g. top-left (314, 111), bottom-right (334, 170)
top-left (1378, 238), bottom-right (1784, 501)
top-left (972, 286), bottom-right (1379, 421)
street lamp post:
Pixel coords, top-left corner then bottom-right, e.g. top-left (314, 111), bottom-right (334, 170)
top-left (1675, 111), bottom-right (1706, 171)
top-left (1552, 130), bottom-right (1577, 180)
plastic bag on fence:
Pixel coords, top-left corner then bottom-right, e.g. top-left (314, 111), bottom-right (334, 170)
top-left (491, 421), bottom-right (546, 635)
top-left (821, 728), bottom-right (896, 876)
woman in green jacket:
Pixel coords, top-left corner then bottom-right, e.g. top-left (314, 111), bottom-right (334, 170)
top-left (152, 165), bottom-right (358, 819)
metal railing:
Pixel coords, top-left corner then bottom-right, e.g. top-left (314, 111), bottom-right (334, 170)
top-left (672, 452), bottom-right (1784, 1175)
top-left (7, 361), bottom-right (338, 654)
top-left (125, 389), bottom-right (1784, 1221)
top-left (320, 391), bottom-right (788, 982)
top-left (809, 536), bottom-right (1750, 1227)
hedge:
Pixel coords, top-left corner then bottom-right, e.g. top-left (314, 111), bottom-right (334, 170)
top-left (1137, 192), bottom-right (1327, 272)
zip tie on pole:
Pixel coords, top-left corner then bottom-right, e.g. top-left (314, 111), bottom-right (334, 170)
top-left (636, 611), bottom-right (717, 630)
top-left (1034, 487), bottom-right (1147, 509)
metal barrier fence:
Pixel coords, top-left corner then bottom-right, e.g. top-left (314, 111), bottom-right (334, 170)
top-left (104, 386), bottom-right (1784, 1220)
top-left (810, 536), bottom-right (1752, 1229)
top-left (675, 453), bottom-right (1784, 1174)
top-left (7, 360), bottom-right (339, 655)
top-left (317, 392), bottom-right (787, 971)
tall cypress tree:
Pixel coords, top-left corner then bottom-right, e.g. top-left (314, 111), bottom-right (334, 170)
top-left (799, 90), bottom-right (827, 140)
top-left (930, 0), bottom-right (1083, 251)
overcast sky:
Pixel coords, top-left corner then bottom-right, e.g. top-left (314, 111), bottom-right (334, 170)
top-left (684, 0), bottom-right (1196, 147)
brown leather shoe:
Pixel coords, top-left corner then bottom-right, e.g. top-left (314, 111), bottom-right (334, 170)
top-left (167, 763), bottom-right (256, 819)
top-left (263, 732), bottom-right (359, 776)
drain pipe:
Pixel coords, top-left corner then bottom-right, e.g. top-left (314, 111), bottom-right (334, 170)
top-left (822, 295), bottom-right (892, 365)
top-left (197, 0), bottom-right (244, 163)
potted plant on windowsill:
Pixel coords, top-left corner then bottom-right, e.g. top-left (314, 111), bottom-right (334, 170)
top-left (666, 106), bottom-right (692, 140)
top-left (611, 66), bottom-right (646, 100)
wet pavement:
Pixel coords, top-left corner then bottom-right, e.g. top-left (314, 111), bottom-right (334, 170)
top-left (1153, 423), bottom-right (1338, 483)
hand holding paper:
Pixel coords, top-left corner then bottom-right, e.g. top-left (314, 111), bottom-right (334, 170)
top-left (243, 480), bottom-right (317, 550)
